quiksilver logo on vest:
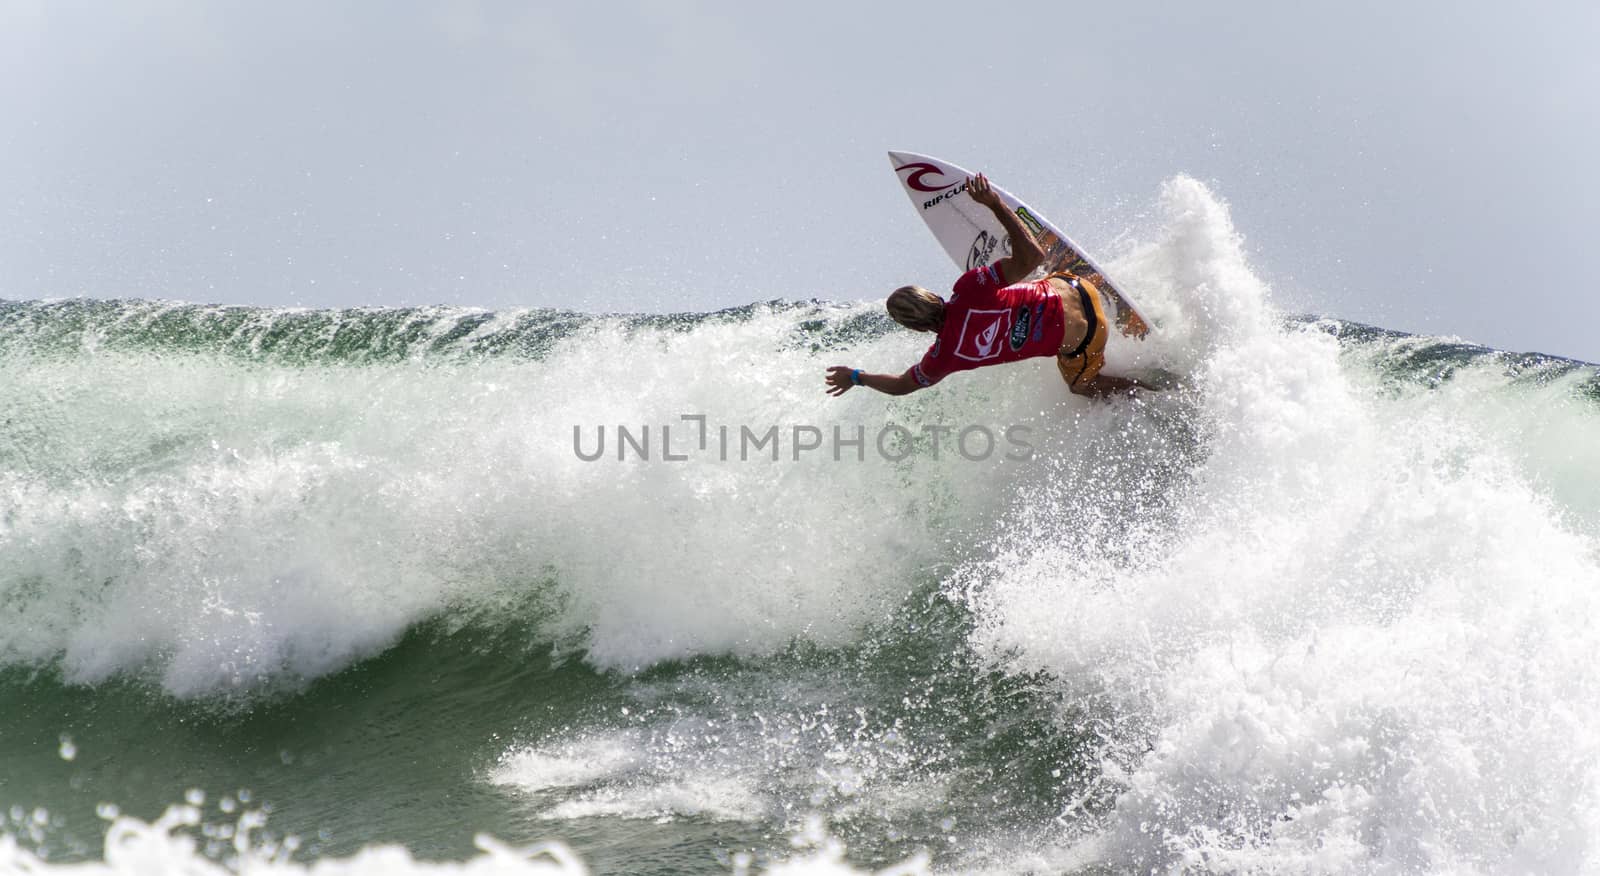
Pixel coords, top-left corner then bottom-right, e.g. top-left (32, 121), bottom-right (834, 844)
top-left (954, 309), bottom-right (1008, 362)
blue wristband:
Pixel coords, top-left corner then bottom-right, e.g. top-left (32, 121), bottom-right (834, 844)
top-left (851, 369), bottom-right (863, 385)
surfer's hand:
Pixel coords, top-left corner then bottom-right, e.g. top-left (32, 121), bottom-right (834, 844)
top-left (968, 173), bottom-right (1001, 208)
top-left (825, 366), bottom-right (856, 396)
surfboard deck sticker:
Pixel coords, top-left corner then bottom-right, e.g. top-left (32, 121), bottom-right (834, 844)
top-left (887, 150), bottom-right (1151, 339)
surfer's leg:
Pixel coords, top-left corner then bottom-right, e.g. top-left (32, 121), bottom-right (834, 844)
top-left (1059, 348), bottom-right (1107, 395)
top-left (1056, 350), bottom-right (1089, 387)
top-left (1059, 291), bottom-right (1112, 396)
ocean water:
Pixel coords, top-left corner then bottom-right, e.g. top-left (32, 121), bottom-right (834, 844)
top-left (2, 178), bottom-right (1598, 874)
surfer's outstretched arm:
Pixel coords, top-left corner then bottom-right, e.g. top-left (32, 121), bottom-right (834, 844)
top-left (968, 174), bottom-right (1044, 284)
top-left (824, 366), bottom-right (920, 397)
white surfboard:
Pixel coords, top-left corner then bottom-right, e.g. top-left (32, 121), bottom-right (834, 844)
top-left (887, 150), bottom-right (1151, 339)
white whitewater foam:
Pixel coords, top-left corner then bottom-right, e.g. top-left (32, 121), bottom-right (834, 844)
top-left (490, 732), bottom-right (645, 793)
top-left (0, 293), bottom-right (1064, 690)
top-left (958, 176), bottom-right (1600, 871)
top-left (491, 729), bottom-right (763, 823)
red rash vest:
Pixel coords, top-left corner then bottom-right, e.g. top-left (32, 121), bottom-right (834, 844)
top-left (910, 265), bottom-right (1067, 388)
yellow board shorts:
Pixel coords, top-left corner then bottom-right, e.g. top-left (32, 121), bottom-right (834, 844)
top-left (1050, 272), bottom-right (1109, 390)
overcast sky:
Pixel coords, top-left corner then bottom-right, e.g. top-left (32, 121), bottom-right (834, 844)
top-left (3, 1), bottom-right (1597, 360)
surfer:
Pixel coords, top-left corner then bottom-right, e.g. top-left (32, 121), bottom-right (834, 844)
top-left (825, 173), bottom-right (1152, 399)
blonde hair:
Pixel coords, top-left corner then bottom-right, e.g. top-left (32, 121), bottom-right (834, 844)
top-left (886, 285), bottom-right (945, 332)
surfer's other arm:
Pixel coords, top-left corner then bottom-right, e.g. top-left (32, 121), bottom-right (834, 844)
top-left (968, 173), bottom-right (1044, 284)
top-left (1072, 372), bottom-right (1160, 398)
top-left (824, 366), bottom-right (919, 397)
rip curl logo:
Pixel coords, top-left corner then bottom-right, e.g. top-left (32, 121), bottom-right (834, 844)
top-left (896, 162), bottom-right (958, 193)
top-left (919, 182), bottom-right (969, 211)
top-left (954, 309), bottom-right (1009, 362)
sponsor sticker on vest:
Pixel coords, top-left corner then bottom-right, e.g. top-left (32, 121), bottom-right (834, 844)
top-left (1009, 304), bottom-right (1032, 351)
